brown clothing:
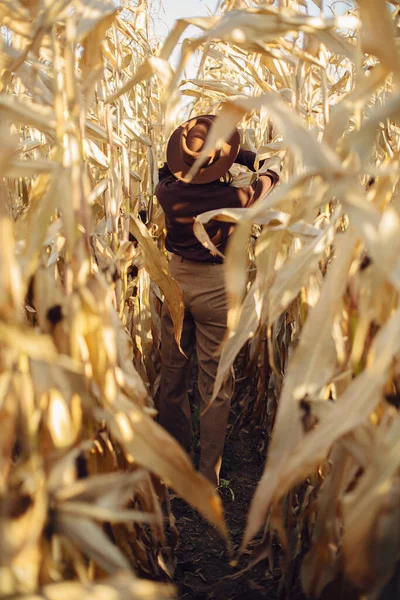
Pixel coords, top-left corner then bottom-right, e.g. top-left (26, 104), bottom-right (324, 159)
top-left (155, 149), bottom-right (279, 263)
top-left (156, 149), bottom-right (278, 485)
top-left (158, 255), bottom-right (233, 485)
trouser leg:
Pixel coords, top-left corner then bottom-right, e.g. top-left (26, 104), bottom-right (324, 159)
top-left (192, 273), bottom-right (233, 486)
top-left (158, 301), bottom-right (195, 454)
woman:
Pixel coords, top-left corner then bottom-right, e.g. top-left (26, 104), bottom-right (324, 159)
top-left (156, 114), bottom-right (279, 486)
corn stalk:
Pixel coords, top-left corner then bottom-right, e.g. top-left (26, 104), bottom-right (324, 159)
top-left (2, 0), bottom-right (400, 598)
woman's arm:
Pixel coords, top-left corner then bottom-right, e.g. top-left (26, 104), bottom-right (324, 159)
top-left (235, 148), bottom-right (280, 207)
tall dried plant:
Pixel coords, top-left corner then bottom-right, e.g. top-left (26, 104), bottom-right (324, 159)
top-left (1, 0), bottom-right (400, 599)
top-left (0, 1), bottom-right (225, 598)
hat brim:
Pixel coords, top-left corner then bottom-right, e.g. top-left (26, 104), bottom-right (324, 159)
top-left (166, 114), bottom-right (240, 185)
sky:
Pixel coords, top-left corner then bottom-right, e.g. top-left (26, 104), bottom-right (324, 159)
top-left (152, 0), bottom-right (218, 39)
top-left (152, 0), bottom-right (353, 37)
top-left (151, 0), bottom-right (353, 70)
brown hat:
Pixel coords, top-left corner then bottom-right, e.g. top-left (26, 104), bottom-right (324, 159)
top-left (166, 114), bottom-right (240, 184)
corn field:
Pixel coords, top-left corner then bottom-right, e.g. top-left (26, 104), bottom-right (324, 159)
top-left (1, 0), bottom-right (400, 598)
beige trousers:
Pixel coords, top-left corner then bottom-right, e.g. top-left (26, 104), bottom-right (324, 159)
top-left (158, 254), bottom-right (233, 486)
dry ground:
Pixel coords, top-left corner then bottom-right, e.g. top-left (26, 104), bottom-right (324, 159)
top-left (167, 360), bottom-right (306, 600)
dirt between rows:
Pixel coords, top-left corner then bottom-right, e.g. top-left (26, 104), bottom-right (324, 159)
top-left (167, 375), bottom-right (306, 600)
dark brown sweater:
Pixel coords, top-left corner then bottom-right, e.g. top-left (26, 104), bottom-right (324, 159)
top-left (155, 149), bottom-right (279, 263)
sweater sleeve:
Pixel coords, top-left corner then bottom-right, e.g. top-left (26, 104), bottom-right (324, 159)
top-left (235, 148), bottom-right (259, 172)
top-left (234, 149), bottom-right (279, 207)
top-left (234, 177), bottom-right (273, 208)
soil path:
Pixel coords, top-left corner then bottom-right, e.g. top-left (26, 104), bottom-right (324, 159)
top-left (171, 421), bottom-right (274, 600)
top-left (169, 377), bottom-right (306, 600)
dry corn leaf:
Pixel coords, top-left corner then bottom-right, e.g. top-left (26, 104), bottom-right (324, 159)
top-left (357, 0), bottom-right (400, 77)
top-left (301, 444), bottom-right (352, 597)
top-left (106, 57), bottom-right (173, 104)
top-left (268, 206), bottom-right (341, 323)
top-left (47, 387), bottom-right (76, 448)
top-left (129, 215), bottom-right (184, 349)
top-left (185, 94), bottom-right (343, 183)
top-left (243, 299), bottom-right (400, 549)
top-left (103, 399), bottom-right (228, 540)
top-left (0, 322), bottom-right (58, 360)
top-left (11, 573), bottom-right (175, 600)
top-left (0, 95), bottom-right (56, 133)
top-left (78, 0), bottom-right (119, 91)
top-left (0, 217), bottom-right (24, 321)
top-left (55, 513), bottom-right (131, 573)
top-left (342, 412), bottom-right (400, 591)
top-left (3, 0), bottom-right (400, 596)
